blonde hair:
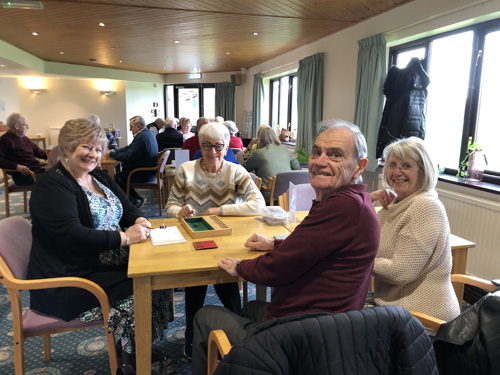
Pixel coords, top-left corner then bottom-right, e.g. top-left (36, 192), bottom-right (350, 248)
top-left (58, 118), bottom-right (107, 161)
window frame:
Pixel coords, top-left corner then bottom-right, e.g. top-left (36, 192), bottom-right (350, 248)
top-left (389, 18), bottom-right (500, 186)
top-left (269, 73), bottom-right (297, 132)
top-left (164, 83), bottom-right (216, 119)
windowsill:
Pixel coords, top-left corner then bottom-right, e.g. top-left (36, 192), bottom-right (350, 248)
top-left (438, 174), bottom-right (500, 196)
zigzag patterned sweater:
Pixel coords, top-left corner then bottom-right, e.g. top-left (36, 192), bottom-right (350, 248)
top-left (166, 159), bottom-right (265, 217)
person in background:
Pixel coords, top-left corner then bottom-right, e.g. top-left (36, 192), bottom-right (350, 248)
top-left (27, 118), bottom-right (175, 374)
top-left (0, 112), bottom-right (47, 185)
top-left (241, 126), bottom-right (300, 188)
top-left (369, 137), bottom-right (460, 321)
top-left (146, 118), bottom-right (166, 137)
top-left (214, 116), bottom-right (224, 124)
top-left (179, 117), bottom-right (194, 141)
top-left (108, 115), bottom-right (158, 209)
top-left (190, 120), bottom-right (379, 375)
top-left (156, 117), bottom-right (183, 150)
top-left (223, 121), bottom-right (243, 150)
top-left (242, 124), bottom-right (270, 161)
top-left (89, 114), bottom-right (118, 150)
top-left (182, 117), bottom-right (209, 159)
top-left (166, 122), bottom-right (265, 361)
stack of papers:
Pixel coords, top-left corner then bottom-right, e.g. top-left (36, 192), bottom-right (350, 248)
top-left (150, 226), bottom-right (187, 246)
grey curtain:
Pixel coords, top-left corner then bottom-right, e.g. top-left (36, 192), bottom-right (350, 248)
top-left (251, 73), bottom-right (264, 137)
top-left (296, 53), bottom-right (324, 152)
top-left (215, 82), bottom-right (235, 121)
top-left (353, 34), bottom-right (386, 172)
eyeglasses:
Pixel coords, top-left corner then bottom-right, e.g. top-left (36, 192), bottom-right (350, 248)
top-left (201, 142), bottom-right (225, 151)
top-left (18, 123), bottom-right (28, 127)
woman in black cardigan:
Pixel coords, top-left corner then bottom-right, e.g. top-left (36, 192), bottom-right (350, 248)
top-left (28, 118), bottom-right (174, 374)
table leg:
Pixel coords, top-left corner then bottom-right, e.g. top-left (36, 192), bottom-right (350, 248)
top-left (134, 277), bottom-right (152, 375)
top-left (451, 248), bottom-right (468, 310)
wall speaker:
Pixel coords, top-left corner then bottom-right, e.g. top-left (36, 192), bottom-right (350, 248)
top-left (231, 74), bottom-right (242, 86)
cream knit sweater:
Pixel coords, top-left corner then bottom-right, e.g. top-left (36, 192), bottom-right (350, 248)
top-left (166, 159), bottom-right (265, 218)
top-left (373, 189), bottom-right (460, 321)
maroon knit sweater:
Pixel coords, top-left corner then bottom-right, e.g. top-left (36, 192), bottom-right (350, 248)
top-left (237, 184), bottom-right (380, 320)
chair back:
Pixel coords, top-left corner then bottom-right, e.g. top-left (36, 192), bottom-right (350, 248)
top-left (159, 150), bottom-right (171, 175)
top-left (274, 170), bottom-right (310, 200)
top-left (292, 183), bottom-right (315, 211)
top-left (0, 217), bottom-right (32, 280)
top-left (48, 145), bottom-right (60, 167)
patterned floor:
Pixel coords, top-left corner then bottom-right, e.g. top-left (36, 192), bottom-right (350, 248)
top-left (0, 186), bottom-right (262, 375)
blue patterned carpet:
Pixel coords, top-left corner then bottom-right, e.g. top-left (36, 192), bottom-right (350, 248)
top-left (0, 187), bottom-right (262, 375)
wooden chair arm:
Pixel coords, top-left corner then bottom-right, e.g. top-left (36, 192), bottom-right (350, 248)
top-left (451, 274), bottom-right (497, 292)
top-left (208, 329), bottom-right (232, 375)
top-left (3, 168), bottom-right (37, 182)
top-left (125, 165), bottom-right (160, 195)
top-left (0, 259), bottom-right (111, 320)
top-left (410, 310), bottom-right (446, 331)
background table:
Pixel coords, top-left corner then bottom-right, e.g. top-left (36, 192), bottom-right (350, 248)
top-left (129, 216), bottom-right (290, 375)
top-left (99, 157), bottom-right (120, 179)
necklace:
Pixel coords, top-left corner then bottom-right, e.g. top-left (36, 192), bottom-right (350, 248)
top-left (201, 159), bottom-right (224, 178)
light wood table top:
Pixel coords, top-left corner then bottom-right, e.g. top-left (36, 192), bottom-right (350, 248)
top-left (285, 210), bottom-right (475, 307)
top-left (129, 215), bottom-right (290, 375)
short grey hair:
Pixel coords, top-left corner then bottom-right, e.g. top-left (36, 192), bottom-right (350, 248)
top-left (223, 121), bottom-right (238, 135)
top-left (129, 115), bottom-right (146, 129)
top-left (6, 113), bottom-right (26, 130)
top-left (316, 118), bottom-right (368, 163)
top-left (58, 118), bottom-right (107, 161)
top-left (381, 137), bottom-right (437, 192)
top-left (198, 122), bottom-right (230, 146)
top-left (258, 127), bottom-right (280, 148)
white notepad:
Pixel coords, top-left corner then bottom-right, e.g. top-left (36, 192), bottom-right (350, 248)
top-left (149, 226), bottom-right (187, 246)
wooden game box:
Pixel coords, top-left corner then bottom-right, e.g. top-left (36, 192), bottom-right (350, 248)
top-left (180, 216), bottom-right (232, 239)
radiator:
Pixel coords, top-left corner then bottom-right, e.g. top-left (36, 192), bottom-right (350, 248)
top-left (437, 187), bottom-right (500, 280)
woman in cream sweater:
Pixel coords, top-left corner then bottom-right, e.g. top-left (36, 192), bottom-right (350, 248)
top-left (371, 137), bottom-right (460, 321)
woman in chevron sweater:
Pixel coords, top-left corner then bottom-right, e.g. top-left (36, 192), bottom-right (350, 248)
top-left (166, 122), bottom-right (265, 360)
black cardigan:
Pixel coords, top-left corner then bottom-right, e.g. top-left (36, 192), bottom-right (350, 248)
top-left (28, 162), bottom-right (142, 321)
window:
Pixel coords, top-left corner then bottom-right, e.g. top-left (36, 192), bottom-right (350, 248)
top-left (389, 19), bottom-right (500, 183)
top-left (269, 74), bottom-right (298, 139)
top-left (164, 84), bottom-right (215, 120)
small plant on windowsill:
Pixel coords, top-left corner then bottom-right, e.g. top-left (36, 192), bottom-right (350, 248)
top-left (457, 137), bottom-right (484, 179)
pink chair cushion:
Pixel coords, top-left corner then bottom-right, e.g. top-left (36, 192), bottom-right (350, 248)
top-left (23, 309), bottom-right (103, 335)
top-left (0, 217), bottom-right (32, 280)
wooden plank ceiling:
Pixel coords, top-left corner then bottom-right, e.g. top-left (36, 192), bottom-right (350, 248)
top-left (0, 0), bottom-right (412, 75)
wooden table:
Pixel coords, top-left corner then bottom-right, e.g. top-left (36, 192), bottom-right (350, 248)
top-left (129, 216), bottom-right (290, 375)
top-left (449, 234), bottom-right (476, 307)
top-left (29, 135), bottom-right (47, 150)
top-left (100, 157), bottom-right (120, 179)
top-left (285, 211), bottom-right (476, 306)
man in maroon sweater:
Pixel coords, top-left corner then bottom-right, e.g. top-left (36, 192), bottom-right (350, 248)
top-left (190, 120), bottom-right (380, 374)
top-left (0, 113), bottom-right (47, 185)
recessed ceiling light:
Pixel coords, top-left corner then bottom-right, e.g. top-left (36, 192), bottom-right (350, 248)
top-left (0, 1), bottom-right (44, 9)
top-left (59, 51), bottom-right (64, 55)
top-left (226, 52), bottom-right (230, 55)
top-left (0, 64), bottom-right (5, 68)
top-left (32, 32), bottom-right (38, 36)
top-left (119, 60), bottom-right (123, 63)
top-left (174, 40), bottom-right (180, 44)
top-left (253, 32), bottom-right (259, 36)
top-left (99, 22), bottom-right (105, 27)
top-left (209, 63), bottom-right (214, 66)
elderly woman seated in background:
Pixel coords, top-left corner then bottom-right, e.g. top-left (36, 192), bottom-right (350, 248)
top-left (223, 120), bottom-right (243, 149)
top-left (370, 136), bottom-right (460, 321)
top-left (242, 124), bottom-right (269, 161)
top-left (166, 122), bottom-right (265, 359)
top-left (28, 118), bottom-right (175, 374)
top-left (179, 117), bottom-right (194, 141)
top-left (241, 126), bottom-right (300, 190)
